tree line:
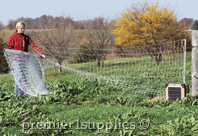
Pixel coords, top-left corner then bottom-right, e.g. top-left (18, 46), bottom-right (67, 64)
top-left (2, 15), bottom-right (110, 30)
top-left (0, 15), bottom-right (196, 31)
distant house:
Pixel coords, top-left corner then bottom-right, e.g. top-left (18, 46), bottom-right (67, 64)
top-left (178, 18), bottom-right (194, 30)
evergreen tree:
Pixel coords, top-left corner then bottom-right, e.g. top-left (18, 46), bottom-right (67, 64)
top-left (192, 20), bottom-right (198, 30)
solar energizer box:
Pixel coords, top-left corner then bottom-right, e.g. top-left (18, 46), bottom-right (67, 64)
top-left (165, 83), bottom-right (189, 101)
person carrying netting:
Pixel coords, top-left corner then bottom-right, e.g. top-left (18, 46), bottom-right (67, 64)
top-left (7, 21), bottom-right (46, 96)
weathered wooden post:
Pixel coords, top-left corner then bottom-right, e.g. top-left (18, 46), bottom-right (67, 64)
top-left (192, 30), bottom-right (198, 96)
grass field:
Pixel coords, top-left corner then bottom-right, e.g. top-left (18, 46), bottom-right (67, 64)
top-left (44, 51), bottom-right (191, 96)
top-left (0, 51), bottom-right (197, 135)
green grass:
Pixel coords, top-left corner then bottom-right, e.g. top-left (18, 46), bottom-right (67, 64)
top-left (51, 52), bottom-right (191, 96)
top-left (0, 51), bottom-right (196, 135)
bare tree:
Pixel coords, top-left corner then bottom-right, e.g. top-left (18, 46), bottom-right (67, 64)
top-left (6, 19), bottom-right (15, 30)
top-left (79, 17), bottom-right (115, 67)
top-left (0, 21), bottom-right (5, 30)
top-left (179, 18), bottom-right (194, 30)
top-left (34, 15), bottom-right (78, 72)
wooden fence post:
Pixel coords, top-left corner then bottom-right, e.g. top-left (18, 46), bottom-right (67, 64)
top-left (192, 30), bottom-right (198, 96)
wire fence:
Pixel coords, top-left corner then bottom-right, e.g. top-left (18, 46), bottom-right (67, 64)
top-left (38, 39), bottom-right (186, 96)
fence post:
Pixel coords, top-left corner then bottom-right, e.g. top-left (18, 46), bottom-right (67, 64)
top-left (192, 30), bottom-right (198, 96)
top-left (183, 39), bottom-right (186, 84)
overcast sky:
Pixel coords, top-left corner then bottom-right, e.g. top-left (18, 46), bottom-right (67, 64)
top-left (0, 0), bottom-right (197, 25)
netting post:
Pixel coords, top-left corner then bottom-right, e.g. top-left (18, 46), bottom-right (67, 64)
top-left (183, 39), bottom-right (186, 84)
top-left (192, 30), bottom-right (198, 96)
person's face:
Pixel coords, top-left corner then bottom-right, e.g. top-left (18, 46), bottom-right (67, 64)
top-left (17, 26), bottom-right (25, 33)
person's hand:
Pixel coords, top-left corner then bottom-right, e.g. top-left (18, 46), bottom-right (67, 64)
top-left (41, 55), bottom-right (46, 59)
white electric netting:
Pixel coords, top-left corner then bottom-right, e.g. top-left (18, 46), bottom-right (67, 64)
top-left (38, 39), bottom-right (187, 96)
top-left (4, 49), bottom-right (52, 96)
top-left (3, 39), bottom-right (186, 97)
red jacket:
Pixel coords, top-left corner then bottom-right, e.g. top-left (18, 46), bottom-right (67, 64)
top-left (7, 33), bottom-right (43, 56)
